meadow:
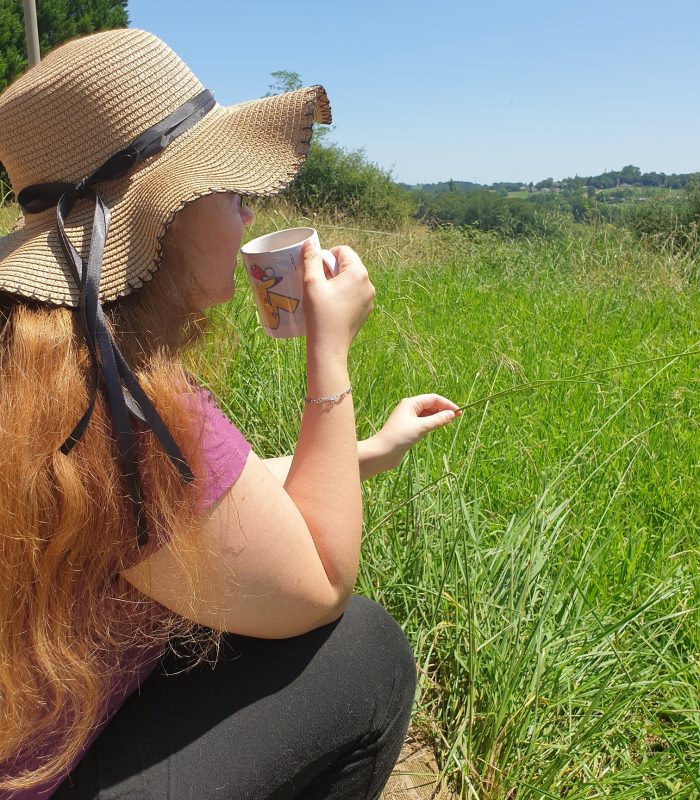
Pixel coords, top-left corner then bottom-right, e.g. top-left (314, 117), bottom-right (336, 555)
top-left (2, 203), bottom-right (698, 797)
top-left (193, 207), bottom-right (699, 799)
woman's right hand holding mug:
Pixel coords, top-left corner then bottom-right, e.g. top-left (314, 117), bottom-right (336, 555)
top-left (301, 241), bottom-right (375, 354)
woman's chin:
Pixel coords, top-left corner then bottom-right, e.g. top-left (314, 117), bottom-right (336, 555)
top-left (215, 284), bottom-right (235, 306)
top-left (196, 286), bottom-right (234, 311)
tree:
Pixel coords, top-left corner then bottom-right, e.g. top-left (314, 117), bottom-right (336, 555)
top-left (619, 164), bottom-right (641, 185)
top-left (265, 69), bottom-right (302, 96)
top-left (0, 1), bottom-right (27, 92)
top-left (284, 140), bottom-right (415, 227)
top-left (1, 0), bottom-right (128, 91)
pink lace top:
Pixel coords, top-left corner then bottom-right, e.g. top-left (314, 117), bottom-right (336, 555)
top-left (1, 390), bottom-right (251, 799)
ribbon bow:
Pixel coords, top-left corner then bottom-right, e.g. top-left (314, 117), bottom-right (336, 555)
top-left (16, 89), bottom-right (217, 547)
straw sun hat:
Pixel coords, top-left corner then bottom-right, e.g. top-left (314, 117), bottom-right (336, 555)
top-left (0, 27), bottom-right (331, 547)
top-left (0, 26), bottom-right (331, 306)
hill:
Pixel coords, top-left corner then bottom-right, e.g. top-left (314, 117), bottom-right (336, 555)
top-left (402, 165), bottom-right (698, 196)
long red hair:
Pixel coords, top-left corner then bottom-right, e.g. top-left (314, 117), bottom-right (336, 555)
top-left (0, 222), bottom-right (227, 792)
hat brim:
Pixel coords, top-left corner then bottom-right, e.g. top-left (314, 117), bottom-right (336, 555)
top-left (0, 85), bottom-right (331, 307)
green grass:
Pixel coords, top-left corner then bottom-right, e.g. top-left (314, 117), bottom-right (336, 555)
top-left (3, 201), bottom-right (699, 797)
top-left (0, 203), bottom-right (19, 234)
top-left (193, 207), bottom-right (700, 798)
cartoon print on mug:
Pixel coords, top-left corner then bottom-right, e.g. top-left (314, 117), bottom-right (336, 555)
top-left (249, 263), bottom-right (299, 330)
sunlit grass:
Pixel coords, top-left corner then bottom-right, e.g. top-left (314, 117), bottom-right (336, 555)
top-left (0, 203), bottom-right (19, 234)
top-left (193, 203), bottom-right (700, 798)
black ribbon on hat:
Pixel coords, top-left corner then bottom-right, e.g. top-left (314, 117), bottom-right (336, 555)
top-left (17, 88), bottom-right (217, 547)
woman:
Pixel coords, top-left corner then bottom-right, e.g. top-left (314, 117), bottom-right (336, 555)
top-left (0, 28), bottom-right (459, 799)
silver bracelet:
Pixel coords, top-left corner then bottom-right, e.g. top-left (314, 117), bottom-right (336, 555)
top-left (304, 386), bottom-right (353, 405)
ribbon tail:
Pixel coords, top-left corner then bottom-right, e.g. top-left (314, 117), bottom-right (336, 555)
top-left (106, 329), bottom-right (194, 484)
top-left (56, 190), bottom-right (102, 455)
top-left (91, 198), bottom-right (148, 547)
top-left (54, 188), bottom-right (193, 548)
top-left (96, 324), bottom-right (149, 547)
top-left (60, 392), bottom-right (98, 455)
top-left (122, 385), bottom-right (147, 423)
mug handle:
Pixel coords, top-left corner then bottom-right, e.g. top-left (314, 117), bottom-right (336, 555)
top-left (320, 249), bottom-right (339, 277)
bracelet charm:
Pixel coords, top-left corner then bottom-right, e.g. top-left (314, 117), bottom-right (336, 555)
top-left (304, 386), bottom-right (353, 405)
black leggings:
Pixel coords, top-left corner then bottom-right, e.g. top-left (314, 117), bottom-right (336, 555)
top-left (53, 595), bottom-right (416, 799)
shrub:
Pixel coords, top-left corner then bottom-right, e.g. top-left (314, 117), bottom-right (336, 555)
top-left (418, 189), bottom-right (563, 239)
top-left (608, 179), bottom-right (700, 254)
top-left (283, 141), bottom-right (416, 229)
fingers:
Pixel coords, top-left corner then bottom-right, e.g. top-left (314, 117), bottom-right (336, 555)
top-left (389, 394), bottom-right (461, 439)
top-left (409, 394), bottom-right (461, 433)
top-left (407, 394), bottom-right (461, 418)
top-left (303, 243), bottom-right (363, 282)
top-left (301, 242), bottom-right (375, 350)
top-left (328, 245), bottom-right (370, 277)
top-left (301, 239), bottom-right (326, 284)
top-left (419, 409), bottom-right (456, 433)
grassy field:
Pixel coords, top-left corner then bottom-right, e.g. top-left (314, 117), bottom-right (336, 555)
top-left (3, 203), bottom-right (699, 797)
top-left (194, 207), bottom-right (699, 799)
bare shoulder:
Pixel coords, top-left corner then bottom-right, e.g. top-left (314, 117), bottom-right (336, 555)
top-left (119, 450), bottom-right (346, 638)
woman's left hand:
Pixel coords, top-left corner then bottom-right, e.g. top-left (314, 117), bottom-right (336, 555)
top-left (360, 394), bottom-right (461, 478)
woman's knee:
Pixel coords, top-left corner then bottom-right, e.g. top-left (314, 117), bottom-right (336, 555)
top-left (296, 597), bottom-right (417, 799)
top-left (338, 595), bottom-right (417, 699)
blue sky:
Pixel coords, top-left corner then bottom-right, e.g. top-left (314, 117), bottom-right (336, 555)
top-left (128, 0), bottom-right (699, 185)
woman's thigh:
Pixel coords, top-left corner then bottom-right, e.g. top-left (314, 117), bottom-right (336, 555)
top-left (53, 595), bottom-right (416, 800)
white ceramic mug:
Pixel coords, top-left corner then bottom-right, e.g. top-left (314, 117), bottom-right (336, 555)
top-left (240, 227), bottom-right (338, 338)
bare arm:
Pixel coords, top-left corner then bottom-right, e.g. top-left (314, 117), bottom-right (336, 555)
top-left (263, 439), bottom-right (379, 484)
top-left (264, 394), bottom-right (462, 484)
top-left (121, 243), bottom-right (375, 639)
top-left (281, 243), bottom-right (374, 602)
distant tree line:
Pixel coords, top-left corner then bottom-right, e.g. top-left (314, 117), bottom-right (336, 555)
top-left (610, 180), bottom-right (700, 253)
top-left (547, 165), bottom-right (695, 191)
top-left (399, 163), bottom-right (699, 245)
top-left (410, 179), bottom-right (699, 245)
top-left (405, 165), bottom-right (698, 196)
